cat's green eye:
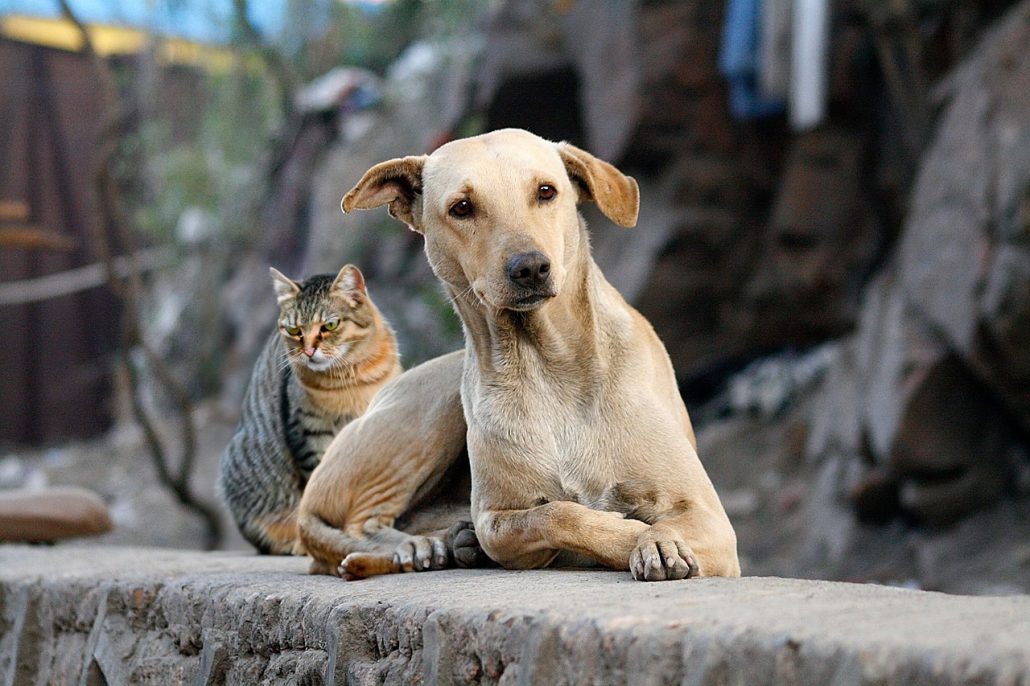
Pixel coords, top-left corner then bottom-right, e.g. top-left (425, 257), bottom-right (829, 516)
top-left (285, 325), bottom-right (302, 337)
top-left (322, 320), bottom-right (339, 332)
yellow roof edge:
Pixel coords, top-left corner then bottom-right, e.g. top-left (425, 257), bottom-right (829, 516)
top-left (0, 14), bottom-right (241, 72)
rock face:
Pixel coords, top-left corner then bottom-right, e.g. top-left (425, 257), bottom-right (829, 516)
top-left (807, 1), bottom-right (1030, 528)
top-left (3, 546), bottom-right (1030, 686)
top-left (467, 0), bottom-right (888, 385)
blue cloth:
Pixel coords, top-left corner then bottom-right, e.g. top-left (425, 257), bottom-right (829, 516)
top-left (719, 0), bottom-right (785, 120)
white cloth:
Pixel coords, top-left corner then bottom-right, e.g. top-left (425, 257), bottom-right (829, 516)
top-left (790, 0), bottom-right (830, 130)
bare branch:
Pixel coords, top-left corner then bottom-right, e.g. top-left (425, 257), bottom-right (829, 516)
top-left (0, 247), bottom-right (173, 306)
top-left (58, 0), bottom-right (223, 549)
top-left (231, 0), bottom-right (297, 119)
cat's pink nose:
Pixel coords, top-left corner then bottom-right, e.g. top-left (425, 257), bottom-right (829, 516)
top-left (303, 347), bottom-right (316, 358)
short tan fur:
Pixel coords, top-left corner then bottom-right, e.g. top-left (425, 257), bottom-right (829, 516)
top-left (300, 129), bottom-right (739, 581)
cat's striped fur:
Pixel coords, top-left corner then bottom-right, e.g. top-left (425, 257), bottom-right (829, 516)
top-left (218, 264), bottom-right (402, 554)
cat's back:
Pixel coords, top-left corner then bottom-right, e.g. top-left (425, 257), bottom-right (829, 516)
top-left (218, 331), bottom-right (295, 503)
top-left (240, 331), bottom-right (290, 433)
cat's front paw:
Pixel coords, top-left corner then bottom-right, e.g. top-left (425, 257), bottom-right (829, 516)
top-left (393, 535), bottom-right (449, 572)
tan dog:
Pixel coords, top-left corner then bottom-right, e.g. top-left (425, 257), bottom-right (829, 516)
top-left (300, 128), bottom-right (740, 580)
top-left (296, 350), bottom-right (472, 576)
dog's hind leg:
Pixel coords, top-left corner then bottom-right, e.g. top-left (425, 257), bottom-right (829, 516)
top-left (339, 532), bottom-right (447, 580)
top-left (340, 521), bottom-right (487, 580)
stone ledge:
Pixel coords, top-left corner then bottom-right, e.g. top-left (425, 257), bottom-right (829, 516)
top-left (1, 546), bottom-right (1028, 685)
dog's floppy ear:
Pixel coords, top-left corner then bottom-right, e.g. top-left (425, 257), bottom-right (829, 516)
top-left (557, 143), bottom-right (639, 228)
top-left (341, 155), bottom-right (427, 232)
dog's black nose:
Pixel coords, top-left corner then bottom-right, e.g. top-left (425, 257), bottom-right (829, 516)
top-left (506, 251), bottom-right (551, 289)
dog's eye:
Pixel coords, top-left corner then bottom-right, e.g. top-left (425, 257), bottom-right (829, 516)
top-left (538, 184), bottom-right (557, 202)
top-left (449, 200), bottom-right (473, 218)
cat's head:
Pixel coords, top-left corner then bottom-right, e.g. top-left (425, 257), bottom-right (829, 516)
top-left (270, 264), bottom-right (375, 373)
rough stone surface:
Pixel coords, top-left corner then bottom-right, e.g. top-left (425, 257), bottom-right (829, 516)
top-left (2, 546), bottom-right (1030, 686)
top-left (807, 0), bottom-right (1030, 527)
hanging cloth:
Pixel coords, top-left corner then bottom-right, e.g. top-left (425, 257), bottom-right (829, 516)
top-left (789, 0), bottom-right (831, 129)
top-left (719, 0), bottom-right (787, 120)
top-left (758, 0), bottom-right (792, 101)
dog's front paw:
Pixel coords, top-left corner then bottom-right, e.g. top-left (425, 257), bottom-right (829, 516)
top-left (394, 535), bottom-right (449, 572)
top-left (629, 536), bottom-right (699, 581)
top-left (445, 520), bottom-right (493, 568)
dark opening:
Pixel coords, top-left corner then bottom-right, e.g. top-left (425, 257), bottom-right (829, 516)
top-left (485, 66), bottom-right (586, 146)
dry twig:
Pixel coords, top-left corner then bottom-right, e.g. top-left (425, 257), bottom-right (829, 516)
top-left (58, 0), bottom-right (223, 549)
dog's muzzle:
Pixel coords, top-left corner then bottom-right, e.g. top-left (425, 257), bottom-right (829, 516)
top-left (504, 251), bottom-right (555, 309)
top-left (507, 251), bottom-right (551, 288)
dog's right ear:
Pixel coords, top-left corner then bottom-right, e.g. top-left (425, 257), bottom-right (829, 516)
top-left (341, 155), bottom-right (427, 233)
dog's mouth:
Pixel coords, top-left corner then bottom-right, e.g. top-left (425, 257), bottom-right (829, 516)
top-left (472, 282), bottom-right (558, 312)
top-left (504, 292), bottom-right (555, 311)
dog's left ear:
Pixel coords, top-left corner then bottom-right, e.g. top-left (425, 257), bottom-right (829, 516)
top-left (557, 143), bottom-right (639, 228)
top-left (342, 155), bottom-right (428, 232)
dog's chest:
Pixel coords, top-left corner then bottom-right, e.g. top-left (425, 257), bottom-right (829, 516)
top-left (468, 376), bottom-right (623, 505)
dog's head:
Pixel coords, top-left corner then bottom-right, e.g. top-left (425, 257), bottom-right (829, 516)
top-left (341, 129), bottom-right (639, 311)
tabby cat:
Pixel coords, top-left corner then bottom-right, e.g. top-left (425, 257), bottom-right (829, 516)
top-left (218, 264), bottom-right (402, 554)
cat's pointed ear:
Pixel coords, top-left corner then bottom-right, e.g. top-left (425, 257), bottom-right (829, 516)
top-left (269, 267), bottom-right (300, 304)
top-left (341, 155), bottom-right (427, 233)
top-left (332, 264), bottom-right (366, 304)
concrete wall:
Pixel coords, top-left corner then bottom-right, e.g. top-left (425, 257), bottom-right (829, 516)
top-left (2, 546), bottom-right (1029, 685)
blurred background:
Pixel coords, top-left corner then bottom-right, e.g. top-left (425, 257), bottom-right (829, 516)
top-left (1, 0), bottom-right (1029, 595)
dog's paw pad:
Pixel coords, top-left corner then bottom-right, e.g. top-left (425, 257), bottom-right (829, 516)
top-left (447, 521), bottom-right (493, 568)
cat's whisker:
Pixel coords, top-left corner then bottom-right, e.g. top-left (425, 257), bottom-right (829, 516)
top-left (276, 353), bottom-right (298, 374)
top-left (329, 352), bottom-right (352, 377)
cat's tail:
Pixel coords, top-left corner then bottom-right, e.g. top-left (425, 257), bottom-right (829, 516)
top-left (253, 510), bottom-right (301, 555)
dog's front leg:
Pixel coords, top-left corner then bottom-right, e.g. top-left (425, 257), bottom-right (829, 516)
top-left (640, 506), bottom-right (741, 579)
top-left (476, 501), bottom-right (649, 570)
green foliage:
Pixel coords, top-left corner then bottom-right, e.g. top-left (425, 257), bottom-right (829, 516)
top-left (131, 0), bottom-right (493, 246)
top-left (421, 283), bottom-right (464, 341)
top-left (133, 65), bottom-right (280, 246)
top-left (279, 0), bottom-right (490, 77)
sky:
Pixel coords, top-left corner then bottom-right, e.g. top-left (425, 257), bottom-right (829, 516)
top-left (0, 0), bottom-right (291, 43)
